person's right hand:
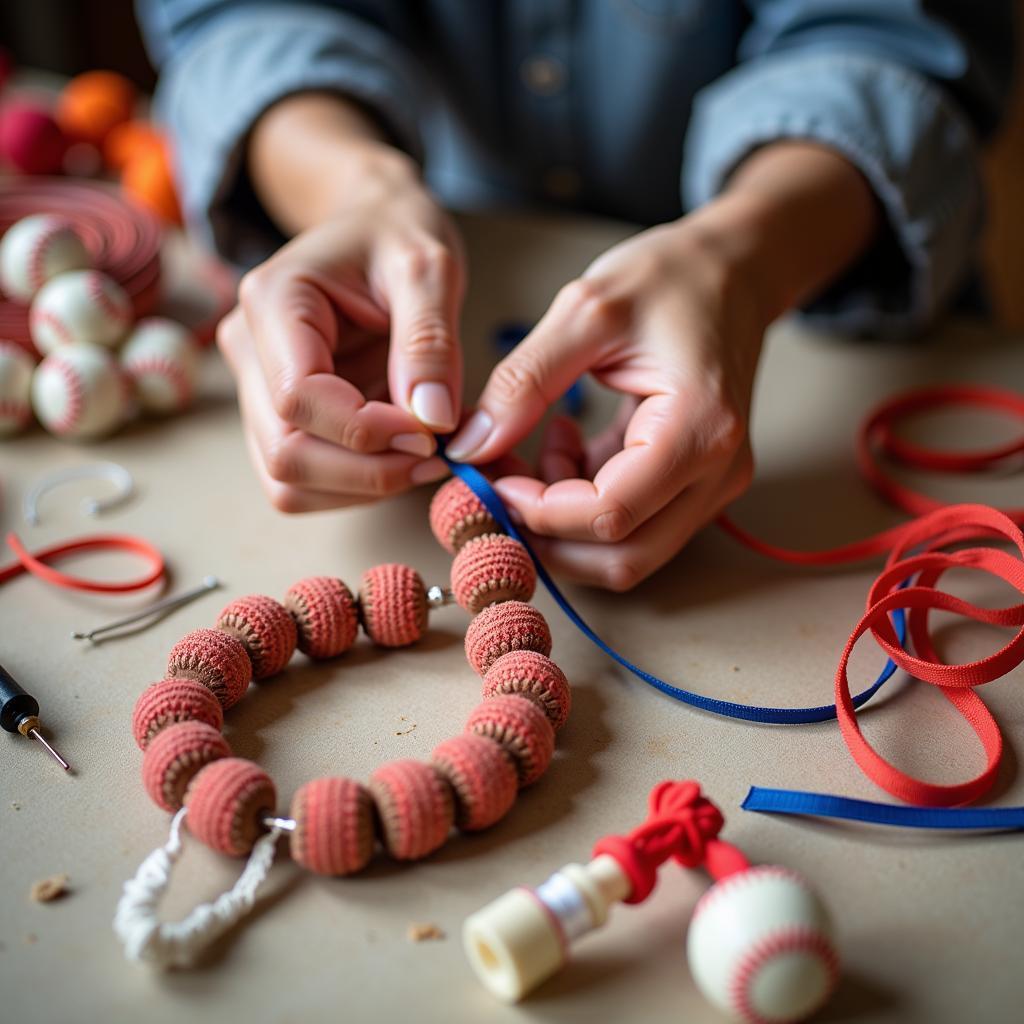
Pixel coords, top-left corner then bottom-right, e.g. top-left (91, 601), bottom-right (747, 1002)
top-left (218, 157), bottom-right (462, 512)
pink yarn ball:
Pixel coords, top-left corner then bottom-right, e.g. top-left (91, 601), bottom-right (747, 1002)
top-left (431, 733), bottom-right (518, 831)
top-left (451, 533), bottom-right (536, 613)
top-left (141, 720), bottom-right (231, 812)
top-left (216, 594), bottom-right (297, 679)
top-left (290, 776), bottom-right (376, 876)
top-left (464, 600), bottom-right (552, 676)
top-left (429, 476), bottom-right (499, 554)
top-left (184, 757), bottom-right (277, 857)
top-left (285, 576), bottom-right (359, 659)
top-left (369, 759), bottom-right (453, 861)
top-left (465, 694), bottom-right (555, 787)
top-left (131, 678), bottom-right (224, 750)
top-left (166, 628), bottom-right (252, 709)
top-left (0, 103), bottom-right (67, 175)
top-left (359, 563), bottom-right (428, 647)
top-left (483, 650), bottom-right (571, 732)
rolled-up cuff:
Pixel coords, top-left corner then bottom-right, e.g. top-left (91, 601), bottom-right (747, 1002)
top-left (683, 51), bottom-right (983, 336)
top-left (153, 4), bottom-right (426, 266)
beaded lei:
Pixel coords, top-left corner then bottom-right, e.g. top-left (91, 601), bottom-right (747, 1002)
top-left (114, 477), bottom-right (571, 966)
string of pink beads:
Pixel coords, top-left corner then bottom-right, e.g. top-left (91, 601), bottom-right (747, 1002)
top-left (131, 476), bottom-right (571, 873)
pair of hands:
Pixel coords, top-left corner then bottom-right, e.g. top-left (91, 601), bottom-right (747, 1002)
top-left (217, 174), bottom-right (765, 591)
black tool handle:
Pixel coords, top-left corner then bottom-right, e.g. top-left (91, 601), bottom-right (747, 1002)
top-left (0, 663), bottom-right (39, 733)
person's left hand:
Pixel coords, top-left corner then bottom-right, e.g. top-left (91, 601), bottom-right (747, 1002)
top-left (445, 208), bottom-right (767, 590)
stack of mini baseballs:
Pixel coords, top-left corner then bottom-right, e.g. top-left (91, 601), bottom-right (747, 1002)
top-left (0, 212), bottom-right (200, 440)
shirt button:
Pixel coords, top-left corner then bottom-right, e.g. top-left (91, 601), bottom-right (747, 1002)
top-left (521, 55), bottom-right (566, 95)
top-left (543, 165), bottom-right (581, 200)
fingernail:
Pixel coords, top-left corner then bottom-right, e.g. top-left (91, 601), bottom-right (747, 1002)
top-left (410, 457), bottom-right (449, 485)
top-left (410, 382), bottom-right (455, 432)
top-left (390, 432), bottom-right (435, 458)
top-left (446, 410), bottom-right (493, 461)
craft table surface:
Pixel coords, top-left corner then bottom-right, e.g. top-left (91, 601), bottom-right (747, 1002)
top-left (1, 212), bottom-right (1022, 1024)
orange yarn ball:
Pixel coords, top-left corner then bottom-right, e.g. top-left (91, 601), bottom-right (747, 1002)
top-left (483, 650), bottom-right (572, 732)
top-left (451, 533), bottom-right (536, 613)
top-left (429, 476), bottom-right (499, 554)
top-left (131, 677), bottom-right (224, 750)
top-left (56, 70), bottom-right (136, 146)
top-left (369, 759), bottom-right (454, 861)
top-left (122, 142), bottom-right (182, 225)
top-left (290, 776), bottom-right (376, 876)
top-left (464, 600), bottom-right (552, 676)
top-left (166, 628), bottom-right (252, 710)
top-left (142, 720), bottom-right (231, 812)
top-left (216, 594), bottom-right (297, 679)
top-left (431, 733), bottom-right (518, 831)
top-left (285, 576), bottom-right (359, 659)
top-left (359, 563), bottom-right (428, 647)
top-left (465, 694), bottom-right (555, 786)
top-left (185, 758), bottom-right (277, 857)
top-left (103, 119), bottom-right (162, 171)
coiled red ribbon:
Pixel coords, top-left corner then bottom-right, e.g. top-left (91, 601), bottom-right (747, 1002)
top-left (720, 384), bottom-right (1024, 808)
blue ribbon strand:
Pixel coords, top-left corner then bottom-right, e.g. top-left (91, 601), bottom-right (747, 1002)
top-left (743, 787), bottom-right (1024, 830)
top-left (441, 453), bottom-right (905, 725)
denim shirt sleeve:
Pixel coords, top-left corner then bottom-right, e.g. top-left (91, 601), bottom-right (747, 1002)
top-left (137, 1), bottom-right (426, 265)
top-left (682, 1), bottom-right (1013, 336)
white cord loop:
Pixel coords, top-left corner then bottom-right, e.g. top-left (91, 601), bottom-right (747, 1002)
top-left (113, 808), bottom-right (283, 968)
top-left (24, 461), bottom-right (135, 525)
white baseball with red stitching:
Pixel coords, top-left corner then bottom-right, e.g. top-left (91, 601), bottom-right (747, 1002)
top-left (29, 269), bottom-right (133, 354)
top-left (120, 317), bottom-right (200, 414)
top-left (686, 866), bottom-right (838, 1024)
top-left (31, 342), bottom-right (128, 439)
top-left (0, 214), bottom-right (91, 302)
top-left (0, 340), bottom-right (36, 436)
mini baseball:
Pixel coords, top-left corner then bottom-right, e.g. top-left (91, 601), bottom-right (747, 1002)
top-left (0, 340), bottom-right (35, 436)
top-left (120, 317), bottom-right (199, 413)
top-left (30, 269), bottom-right (132, 353)
top-left (31, 341), bottom-right (128, 439)
top-left (686, 867), bottom-right (838, 1023)
top-left (0, 214), bottom-right (91, 302)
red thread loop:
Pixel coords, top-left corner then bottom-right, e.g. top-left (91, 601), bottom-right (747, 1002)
top-left (592, 780), bottom-right (748, 904)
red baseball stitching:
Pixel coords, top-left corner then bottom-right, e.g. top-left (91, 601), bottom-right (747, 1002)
top-left (729, 925), bottom-right (839, 1024)
top-left (26, 218), bottom-right (73, 294)
top-left (44, 355), bottom-right (86, 435)
top-left (30, 307), bottom-right (74, 348)
top-left (85, 271), bottom-right (131, 326)
top-left (691, 866), bottom-right (802, 925)
top-left (126, 354), bottom-right (192, 407)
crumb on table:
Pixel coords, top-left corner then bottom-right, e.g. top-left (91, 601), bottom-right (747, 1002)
top-left (407, 922), bottom-right (445, 942)
top-left (30, 874), bottom-right (70, 903)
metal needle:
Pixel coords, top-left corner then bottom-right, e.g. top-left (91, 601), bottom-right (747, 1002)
top-left (27, 727), bottom-right (70, 771)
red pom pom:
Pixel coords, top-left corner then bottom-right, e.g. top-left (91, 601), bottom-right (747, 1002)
top-left (431, 733), bottom-right (518, 831)
top-left (369, 759), bottom-right (453, 860)
top-left (451, 534), bottom-right (536, 613)
top-left (184, 758), bottom-right (277, 857)
top-left (167, 628), bottom-right (252, 709)
top-left (466, 694), bottom-right (555, 786)
top-left (0, 103), bottom-right (67, 175)
top-left (429, 476), bottom-right (499, 554)
top-left (285, 576), bottom-right (359, 659)
top-left (464, 600), bottom-right (552, 676)
top-left (359, 563), bottom-right (428, 647)
top-left (483, 651), bottom-right (571, 732)
top-left (131, 678), bottom-right (223, 750)
top-left (142, 721), bottom-right (230, 812)
top-left (216, 594), bottom-right (297, 679)
top-left (290, 776), bottom-right (375, 876)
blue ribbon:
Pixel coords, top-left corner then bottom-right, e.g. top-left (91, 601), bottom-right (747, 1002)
top-left (743, 787), bottom-right (1024, 830)
top-left (441, 452), bottom-right (905, 724)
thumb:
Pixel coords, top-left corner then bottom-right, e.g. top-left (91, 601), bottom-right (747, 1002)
top-left (446, 279), bottom-right (618, 463)
top-left (384, 240), bottom-right (464, 433)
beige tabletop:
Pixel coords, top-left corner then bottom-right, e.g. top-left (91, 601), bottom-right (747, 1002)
top-left (1, 212), bottom-right (1022, 1024)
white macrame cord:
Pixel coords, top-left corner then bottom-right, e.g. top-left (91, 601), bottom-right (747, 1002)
top-left (113, 808), bottom-right (283, 968)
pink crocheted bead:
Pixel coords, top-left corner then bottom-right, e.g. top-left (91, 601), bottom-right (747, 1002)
top-left (290, 776), bottom-right (375, 876)
top-left (166, 628), bottom-right (252, 709)
top-left (368, 759), bottom-right (453, 860)
top-left (285, 576), bottom-right (359, 659)
top-left (142, 721), bottom-right (231, 812)
top-left (465, 694), bottom-right (555, 787)
top-left (429, 476), bottom-right (499, 554)
top-left (184, 757), bottom-right (277, 857)
top-left (451, 533), bottom-right (536, 613)
top-left (216, 594), bottom-right (297, 679)
top-left (483, 650), bottom-right (571, 732)
top-left (131, 678), bottom-right (224, 750)
top-left (464, 600), bottom-right (552, 676)
top-left (431, 733), bottom-right (517, 831)
top-left (359, 563), bottom-right (428, 647)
